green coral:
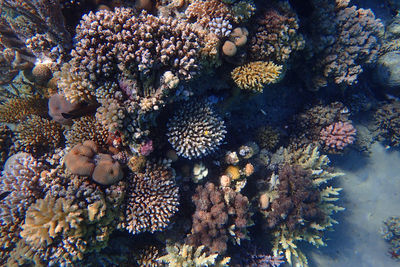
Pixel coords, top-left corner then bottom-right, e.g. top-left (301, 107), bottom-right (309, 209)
top-left (157, 244), bottom-right (230, 267)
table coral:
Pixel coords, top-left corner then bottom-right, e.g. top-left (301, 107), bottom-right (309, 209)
top-left (231, 61), bottom-right (283, 92)
top-left (167, 101), bottom-right (226, 159)
top-left (121, 162), bottom-right (179, 234)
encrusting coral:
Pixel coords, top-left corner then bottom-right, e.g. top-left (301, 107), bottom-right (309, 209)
top-left (121, 162), bottom-right (179, 234)
top-left (231, 61), bottom-right (283, 92)
top-left (167, 101), bottom-right (226, 159)
top-left (157, 243), bottom-right (231, 267)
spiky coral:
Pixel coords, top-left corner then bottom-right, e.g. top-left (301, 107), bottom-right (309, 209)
top-left (231, 61), bottom-right (282, 92)
top-left (167, 101), bottom-right (226, 159)
top-left (14, 115), bottom-right (62, 153)
top-left (0, 97), bottom-right (47, 123)
top-left (121, 162), bottom-right (179, 234)
top-left (157, 243), bottom-right (230, 267)
top-left (260, 145), bottom-right (344, 266)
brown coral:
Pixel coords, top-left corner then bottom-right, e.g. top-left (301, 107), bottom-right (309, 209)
top-left (186, 182), bottom-right (250, 253)
top-left (122, 162), bottom-right (179, 234)
top-left (185, 0), bottom-right (232, 27)
top-left (0, 97), bottom-right (47, 123)
top-left (14, 115), bottom-right (63, 153)
top-left (231, 61), bottom-right (282, 92)
top-left (374, 101), bottom-right (400, 146)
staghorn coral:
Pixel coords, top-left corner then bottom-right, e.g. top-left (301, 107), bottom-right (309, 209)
top-left (157, 243), bottom-right (230, 267)
top-left (14, 115), bottom-right (63, 154)
top-left (167, 101), bottom-right (226, 159)
top-left (64, 115), bottom-right (109, 149)
top-left (187, 182), bottom-right (251, 253)
top-left (20, 195), bottom-right (84, 248)
top-left (374, 102), bottom-right (400, 146)
top-left (121, 162), bottom-right (179, 234)
top-left (319, 121), bottom-right (356, 152)
top-left (0, 96), bottom-right (47, 123)
top-left (261, 145), bottom-right (344, 266)
top-left (249, 4), bottom-right (304, 63)
top-left (231, 61), bottom-right (282, 92)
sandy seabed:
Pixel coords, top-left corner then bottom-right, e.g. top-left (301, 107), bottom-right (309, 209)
top-left (303, 143), bottom-right (400, 267)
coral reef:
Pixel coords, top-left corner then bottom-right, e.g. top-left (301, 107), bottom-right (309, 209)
top-left (381, 216), bottom-right (400, 260)
top-left (255, 125), bottom-right (280, 151)
top-left (167, 101), bottom-right (226, 159)
top-left (319, 121), bottom-right (356, 152)
top-left (259, 145), bottom-right (344, 266)
top-left (0, 124), bottom-right (13, 169)
top-left (231, 61), bottom-right (282, 92)
top-left (187, 182), bottom-right (251, 253)
top-left (14, 115), bottom-right (63, 154)
top-left (121, 162), bottom-right (179, 234)
top-left (249, 3), bottom-right (304, 63)
top-left (374, 101), bottom-right (400, 146)
top-left (0, 97), bottom-right (47, 123)
top-left (20, 195), bottom-right (84, 248)
top-left (157, 243), bottom-right (230, 266)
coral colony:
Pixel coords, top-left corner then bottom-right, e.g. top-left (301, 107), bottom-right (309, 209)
top-left (0, 0), bottom-right (400, 266)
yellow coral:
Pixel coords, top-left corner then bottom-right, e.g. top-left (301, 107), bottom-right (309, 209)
top-left (20, 195), bottom-right (84, 248)
top-left (157, 243), bottom-right (230, 267)
top-left (231, 61), bottom-right (283, 92)
top-left (225, 165), bottom-right (241, 180)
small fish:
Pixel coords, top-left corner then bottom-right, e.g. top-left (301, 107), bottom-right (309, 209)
top-left (0, 191), bottom-right (10, 201)
top-left (61, 102), bottom-right (100, 119)
top-left (260, 109), bottom-right (267, 116)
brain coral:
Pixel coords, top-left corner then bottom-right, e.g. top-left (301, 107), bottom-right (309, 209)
top-left (122, 162), bottom-right (179, 234)
top-left (231, 61), bottom-right (283, 92)
top-left (167, 101), bottom-right (226, 159)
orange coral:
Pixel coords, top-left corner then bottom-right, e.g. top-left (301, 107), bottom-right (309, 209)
top-left (231, 61), bottom-right (283, 92)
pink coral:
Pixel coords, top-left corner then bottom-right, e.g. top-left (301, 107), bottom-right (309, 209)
top-left (320, 121), bottom-right (356, 150)
top-left (139, 140), bottom-right (154, 156)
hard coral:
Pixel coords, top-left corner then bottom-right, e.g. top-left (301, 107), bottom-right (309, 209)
top-left (0, 97), bottom-right (47, 123)
top-left (249, 4), bottom-right (304, 63)
top-left (319, 121), bottom-right (356, 151)
top-left (122, 162), bottom-right (179, 234)
top-left (187, 182), bottom-right (251, 253)
top-left (185, 0), bottom-right (232, 27)
top-left (20, 195), bottom-right (84, 248)
top-left (157, 243), bottom-right (230, 266)
top-left (65, 140), bottom-right (97, 176)
top-left (374, 101), bottom-right (400, 146)
top-left (14, 115), bottom-right (63, 154)
top-left (231, 61), bottom-right (282, 92)
top-left (167, 101), bottom-right (226, 159)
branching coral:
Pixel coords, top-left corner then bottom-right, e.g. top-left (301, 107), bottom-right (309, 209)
top-left (157, 243), bottom-right (230, 267)
top-left (381, 216), bottom-right (400, 259)
top-left (249, 3), bottom-right (304, 63)
top-left (374, 101), bottom-right (400, 146)
top-left (187, 182), bottom-right (251, 253)
top-left (319, 121), bottom-right (356, 151)
top-left (167, 101), bottom-right (226, 159)
top-left (121, 162), bottom-right (179, 234)
top-left (185, 0), bottom-right (232, 27)
top-left (14, 115), bottom-right (63, 153)
top-left (231, 61), bottom-right (282, 92)
top-left (20, 195), bottom-right (84, 248)
top-left (259, 145), bottom-right (344, 266)
top-left (0, 96), bottom-right (47, 123)
top-left (0, 124), bottom-right (13, 169)
top-left (64, 115), bottom-right (109, 149)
